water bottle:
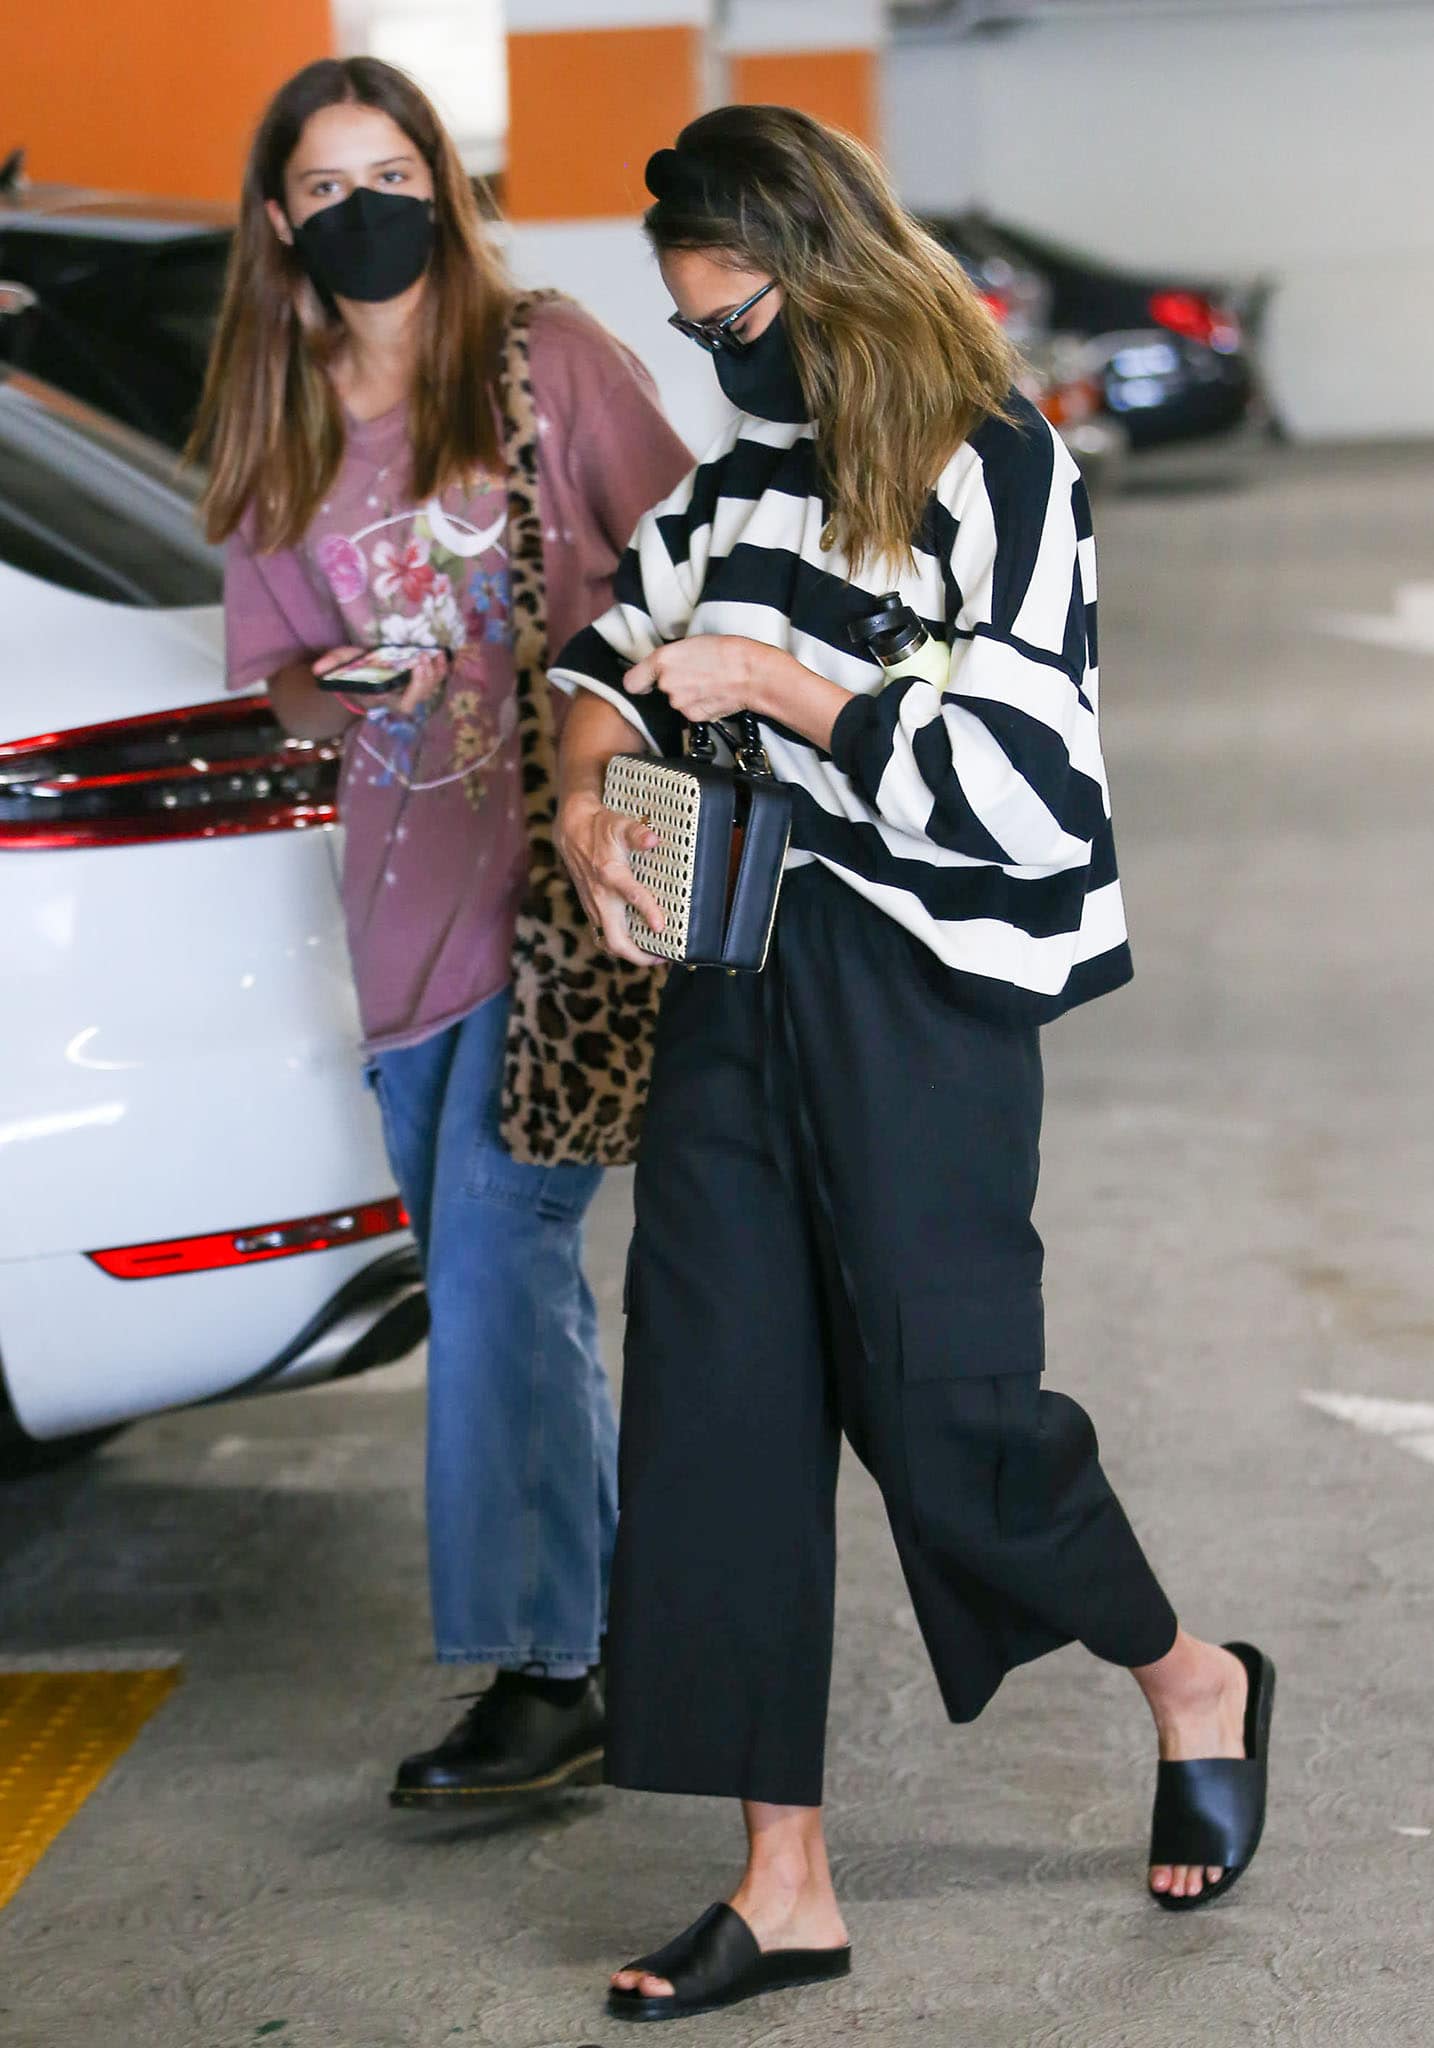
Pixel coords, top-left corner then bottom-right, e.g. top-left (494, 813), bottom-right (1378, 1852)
top-left (849, 593), bottom-right (950, 688)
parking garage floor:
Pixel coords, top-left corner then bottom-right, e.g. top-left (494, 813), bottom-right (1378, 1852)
top-left (4, 436), bottom-right (1434, 2048)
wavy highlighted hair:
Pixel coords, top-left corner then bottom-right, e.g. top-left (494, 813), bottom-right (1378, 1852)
top-left (645, 105), bottom-right (1017, 574)
top-left (189, 58), bottom-right (513, 551)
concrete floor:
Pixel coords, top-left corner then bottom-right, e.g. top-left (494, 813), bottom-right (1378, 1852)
top-left (4, 438), bottom-right (1434, 2048)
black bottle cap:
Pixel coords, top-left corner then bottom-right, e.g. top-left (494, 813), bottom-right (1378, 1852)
top-left (849, 592), bottom-right (928, 666)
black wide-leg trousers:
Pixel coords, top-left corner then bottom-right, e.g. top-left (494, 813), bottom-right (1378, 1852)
top-left (606, 865), bottom-right (1177, 1808)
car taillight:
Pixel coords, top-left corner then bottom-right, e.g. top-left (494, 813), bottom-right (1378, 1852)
top-left (980, 288), bottom-right (1011, 324)
top-left (0, 697), bottom-right (342, 850)
top-left (88, 1197), bottom-right (410, 1280)
top-left (1148, 290), bottom-right (1241, 353)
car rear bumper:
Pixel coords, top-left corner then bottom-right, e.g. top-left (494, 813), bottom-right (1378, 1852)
top-left (0, 828), bottom-right (388, 1262)
top-left (1091, 330), bottom-right (1256, 450)
top-left (0, 822), bottom-right (420, 1434)
top-left (1121, 375), bottom-right (1255, 450)
top-left (0, 1236), bottom-right (423, 1438)
top-left (218, 1244), bottom-right (427, 1402)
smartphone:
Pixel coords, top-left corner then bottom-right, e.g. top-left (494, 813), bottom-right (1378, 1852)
top-left (315, 647), bottom-right (430, 695)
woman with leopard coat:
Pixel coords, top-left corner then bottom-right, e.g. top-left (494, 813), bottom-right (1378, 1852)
top-left (193, 58), bottom-right (689, 1800)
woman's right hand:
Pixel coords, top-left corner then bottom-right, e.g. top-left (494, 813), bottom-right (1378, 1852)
top-left (268, 649), bottom-right (367, 741)
top-left (310, 647), bottom-right (449, 720)
top-left (305, 646), bottom-right (368, 722)
top-left (310, 646), bottom-right (366, 681)
top-left (557, 792), bottom-right (668, 968)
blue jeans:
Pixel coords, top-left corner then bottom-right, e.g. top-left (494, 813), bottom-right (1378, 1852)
top-left (368, 987), bottom-right (616, 1669)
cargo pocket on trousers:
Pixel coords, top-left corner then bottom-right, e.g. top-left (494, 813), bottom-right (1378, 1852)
top-left (464, 1119), bottom-right (602, 1222)
top-left (897, 1284), bottom-right (1045, 1385)
top-left (896, 1286), bottom-right (1045, 1553)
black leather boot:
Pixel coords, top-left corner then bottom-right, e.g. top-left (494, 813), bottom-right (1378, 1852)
top-left (390, 1669), bottom-right (605, 1806)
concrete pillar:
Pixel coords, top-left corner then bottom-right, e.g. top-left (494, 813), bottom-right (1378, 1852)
top-left (505, 0), bottom-right (715, 223)
top-left (7, 1), bottom-right (337, 202)
top-left (721, 0), bottom-right (884, 145)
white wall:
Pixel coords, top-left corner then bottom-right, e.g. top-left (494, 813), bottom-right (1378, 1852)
top-left (336, 1), bottom-right (508, 173)
top-left (507, 217), bottom-right (734, 455)
top-left (722, 0), bottom-right (883, 51)
top-left (884, 5), bottom-right (1434, 440)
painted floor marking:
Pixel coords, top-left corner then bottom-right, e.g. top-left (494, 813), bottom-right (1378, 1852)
top-left (1302, 1391), bottom-right (1434, 1467)
top-left (1318, 582), bottom-right (1434, 657)
top-left (0, 1668), bottom-right (181, 1910)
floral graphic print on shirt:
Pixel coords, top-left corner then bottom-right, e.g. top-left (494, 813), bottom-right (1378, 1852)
top-left (310, 483), bottom-right (514, 813)
top-left (288, 402), bottom-right (530, 1050)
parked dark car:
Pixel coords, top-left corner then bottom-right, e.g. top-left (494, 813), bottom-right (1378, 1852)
top-left (928, 208), bottom-right (1264, 450)
top-left (938, 228), bottom-right (1125, 489)
top-left (0, 160), bottom-right (232, 450)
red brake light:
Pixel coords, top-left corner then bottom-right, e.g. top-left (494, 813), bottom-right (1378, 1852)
top-left (1148, 290), bottom-right (1240, 351)
top-left (88, 1197), bottom-right (410, 1280)
top-left (0, 697), bottom-right (341, 850)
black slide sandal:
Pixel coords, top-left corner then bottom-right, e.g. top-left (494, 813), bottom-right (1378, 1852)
top-left (1149, 1639), bottom-right (1276, 1912)
top-left (608, 1902), bottom-right (852, 2023)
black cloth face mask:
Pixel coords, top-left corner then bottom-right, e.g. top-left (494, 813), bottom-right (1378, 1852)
top-left (714, 313), bottom-right (811, 424)
top-left (291, 186), bottom-right (435, 304)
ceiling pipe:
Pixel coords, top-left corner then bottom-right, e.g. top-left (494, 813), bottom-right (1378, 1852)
top-left (890, 0), bottom-right (1429, 37)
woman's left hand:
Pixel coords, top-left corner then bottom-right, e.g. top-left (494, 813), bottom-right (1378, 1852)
top-left (624, 635), bottom-right (766, 724)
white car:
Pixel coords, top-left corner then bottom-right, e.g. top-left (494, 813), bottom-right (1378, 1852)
top-left (0, 368), bottom-right (424, 1478)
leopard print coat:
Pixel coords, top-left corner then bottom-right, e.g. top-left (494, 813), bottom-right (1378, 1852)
top-left (497, 292), bottom-right (662, 1166)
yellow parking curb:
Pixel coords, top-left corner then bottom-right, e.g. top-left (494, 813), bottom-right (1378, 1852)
top-left (0, 1669), bottom-right (181, 1910)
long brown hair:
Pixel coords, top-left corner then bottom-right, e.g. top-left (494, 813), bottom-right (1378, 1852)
top-left (645, 105), bottom-right (1017, 574)
top-left (190, 58), bottom-right (513, 551)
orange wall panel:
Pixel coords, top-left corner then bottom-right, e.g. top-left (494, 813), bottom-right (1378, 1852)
top-left (506, 25), bottom-right (703, 221)
top-left (8, 2), bottom-right (336, 204)
top-left (729, 48), bottom-right (877, 147)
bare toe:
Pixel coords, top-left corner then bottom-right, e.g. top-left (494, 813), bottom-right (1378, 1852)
top-left (1206, 1866), bottom-right (1224, 1885)
top-left (1149, 1865), bottom-right (1173, 1894)
top-left (639, 1975), bottom-right (675, 1999)
top-left (611, 1970), bottom-right (643, 1992)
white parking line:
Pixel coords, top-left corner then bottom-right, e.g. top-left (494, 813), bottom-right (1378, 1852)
top-left (1318, 582), bottom-right (1434, 657)
top-left (1303, 1390), bottom-right (1434, 1466)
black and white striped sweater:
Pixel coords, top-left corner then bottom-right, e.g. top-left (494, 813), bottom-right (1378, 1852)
top-left (550, 390), bottom-right (1133, 1023)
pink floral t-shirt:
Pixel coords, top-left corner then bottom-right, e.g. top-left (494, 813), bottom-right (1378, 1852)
top-left (225, 300), bottom-right (691, 1051)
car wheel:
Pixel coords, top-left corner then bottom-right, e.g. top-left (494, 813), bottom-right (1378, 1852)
top-left (0, 1379), bottom-right (120, 1481)
top-left (0, 1426), bottom-right (119, 1481)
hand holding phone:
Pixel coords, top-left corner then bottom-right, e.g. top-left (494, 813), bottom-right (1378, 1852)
top-left (315, 646), bottom-right (427, 695)
top-left (312, 645), bottom-right (450, 719)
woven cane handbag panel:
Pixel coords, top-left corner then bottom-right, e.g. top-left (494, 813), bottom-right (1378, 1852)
top-left (603, 753), bottom-right (702, 963)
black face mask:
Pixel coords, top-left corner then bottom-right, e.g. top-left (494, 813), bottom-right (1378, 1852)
top-left (291, 186), bottom-right (435, 305)
top-left (714, 313), bottom-right (810, 424)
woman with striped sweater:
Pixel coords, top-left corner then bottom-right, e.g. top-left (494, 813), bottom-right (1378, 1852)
top-left (554, 106), bottom-right (1274, 2023)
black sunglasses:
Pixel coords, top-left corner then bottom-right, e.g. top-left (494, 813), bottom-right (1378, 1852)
top-left (668, 280), bottom-right (777, 356)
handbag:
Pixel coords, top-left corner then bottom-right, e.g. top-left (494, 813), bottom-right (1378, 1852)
top-left (497, 292), bottom-right (664, 1167)
top-left (602, 710), bottom-right (792, 972)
